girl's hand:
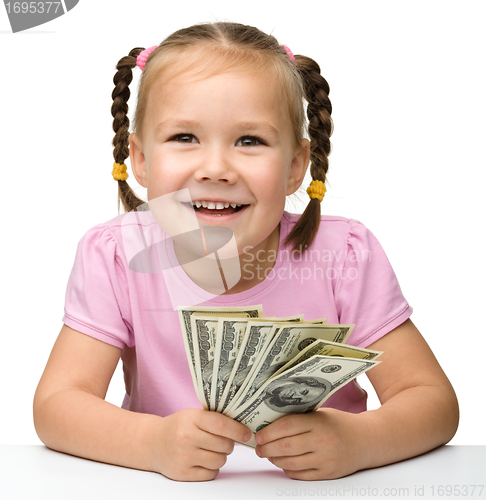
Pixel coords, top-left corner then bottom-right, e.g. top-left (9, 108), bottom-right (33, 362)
top-left (151, 408), bottom-right (251, 481)
top-left (254, 408), bottom-right (363, 480)
top-left (255, 319), bottom-right (459, 481)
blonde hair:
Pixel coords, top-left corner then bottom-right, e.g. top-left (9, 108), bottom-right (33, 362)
top-left (111, 22), bottom-right (333, 252)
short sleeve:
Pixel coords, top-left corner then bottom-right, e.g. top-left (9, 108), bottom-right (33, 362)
top-left (62, 224), bottom-right (134, 349)
top-left (335, 220), bottom-right (413, 347)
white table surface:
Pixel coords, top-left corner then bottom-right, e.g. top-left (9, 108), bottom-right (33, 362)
top-left (1, 445), bottom-right (485, 499)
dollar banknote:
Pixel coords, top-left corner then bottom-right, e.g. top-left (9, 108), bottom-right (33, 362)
top-left (225, 323), bottom-right (354, 412)
top-left (191, 316), bottom-right (219, 410)
top-left (218, 321), bottom-right (279, 413)
top-left (270, 339), bottom-right (382, 379)
top-left (218, 317), bottom-right (310, 414)
top-left (210, 317), bottom-right (252, 411)
top-left (226, 354), bottom-right (379, 448)
top-left (178, 306), bottom-right (381, 438)
top-left (177, 305), bottom-right (264, 402)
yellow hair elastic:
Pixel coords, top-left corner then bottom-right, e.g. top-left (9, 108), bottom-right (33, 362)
top-left (307, 180), bottom-right (326, 202)
top-left (112, 162), bottom-right (129, 181)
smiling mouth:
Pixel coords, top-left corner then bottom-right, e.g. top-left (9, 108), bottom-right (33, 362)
top-left (186, 201), bottom-right (248, 216)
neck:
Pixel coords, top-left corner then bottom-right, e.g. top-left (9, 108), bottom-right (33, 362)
top-left (174, 224), bottom-right (281, 296)
top-left (223, 224), bottom-right (280, 294)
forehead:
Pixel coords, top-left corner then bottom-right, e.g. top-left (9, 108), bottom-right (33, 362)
top-left (150, 66), bottom-right (281, 102)
top-left (145, 45), bottom-right (286, 109)
top-left (149, 44), bottom-right (274, 86)
top-left (145, 66), bottom-right (291, 135)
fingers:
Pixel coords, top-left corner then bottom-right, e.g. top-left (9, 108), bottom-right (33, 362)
top-left (198, 411), bottom-right (251, 444)
top-left (267, 452), bottom-right (315, 471)
top-left (192, 448), bottom-right (229, 470)
top-left (283, 468), bottom-right (321, 481)
top-left (257, 437), bottom-right (323, 480)
top-left (256, 432), bottom-right (313, 460)
top-left (155, 409), bottom-right (251, 481)
top-left (195, 429), bottom-right (236, 455)
top-left (169, 466), bottom-right (220, 482)
top-left (255, 414), bottom-right (312, 447)
top-left (252, 411), bottom-right (356, 480)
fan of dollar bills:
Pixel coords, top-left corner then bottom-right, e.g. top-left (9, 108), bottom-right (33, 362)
top-left (178, 305), bottom-right (382, 447)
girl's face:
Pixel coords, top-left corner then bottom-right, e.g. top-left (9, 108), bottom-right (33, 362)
top-left (130, 67), bottom-right (309, 258)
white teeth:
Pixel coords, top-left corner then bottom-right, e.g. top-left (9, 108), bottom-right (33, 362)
top-left (192, 200), bottom-right (244, 210)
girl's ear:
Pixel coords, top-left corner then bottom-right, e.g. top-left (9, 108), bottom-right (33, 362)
top-left (129, 133), bottom-right (148, 188)
top-left (286, 138), bottom-right (310, 196)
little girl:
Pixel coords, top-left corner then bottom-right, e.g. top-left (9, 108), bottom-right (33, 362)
top-left (33, 21), bottom-right (459, 482)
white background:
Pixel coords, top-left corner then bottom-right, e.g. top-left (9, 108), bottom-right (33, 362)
top-left (1, 1), bottom-right (484, 446)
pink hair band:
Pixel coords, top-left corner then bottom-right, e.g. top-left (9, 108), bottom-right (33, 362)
top-left (281, 44), bottom-right (295, 62)
top-left (136, 45), bottom-right (158, 71)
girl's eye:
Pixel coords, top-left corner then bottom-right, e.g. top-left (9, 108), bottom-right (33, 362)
top-left (168, 134), bottom-right (264, 146)
top-left (171, 134), bottom-right (197, 143)
top-left (237, 136), bottom-right (264, 147)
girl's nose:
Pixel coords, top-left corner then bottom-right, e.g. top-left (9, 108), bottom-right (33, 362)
top-left (194, 148), bottom-right (238, 184)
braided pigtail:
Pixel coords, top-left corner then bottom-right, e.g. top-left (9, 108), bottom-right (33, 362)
top-left (284, 54), bottom-right (333, 253)
top-left (111, 47), bottom-right (146, 213)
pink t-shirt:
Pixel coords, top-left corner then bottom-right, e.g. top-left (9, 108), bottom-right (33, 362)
top-left (62, 210), bottom-right (412, 416)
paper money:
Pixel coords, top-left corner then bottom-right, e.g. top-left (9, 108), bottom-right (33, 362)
top-left (218, 321), bottom-right (279, 413)
top-left (177, 305), bottom-right (264, 401)
top-left (270, 339), bottom-right (382, 379)
top-left (217, 316), bottom-right (318, 413)
top-left (210, 317), bottom-right (251, 411)
top-left (225, 323), bottom-right (354, 412)
top-left (178, 305), bottom-right (381, 443)
top-left (226, 354), bottom-right (379, 448)
top-left (191, 316), bottom-right (219, 410)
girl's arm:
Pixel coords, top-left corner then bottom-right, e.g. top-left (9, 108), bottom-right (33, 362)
top-left (353, 318), bottom-right (459, 469)
top-left (254, 319), bottom-right (459, 480)
top-left (33, 325), bottom-right (250, 481)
